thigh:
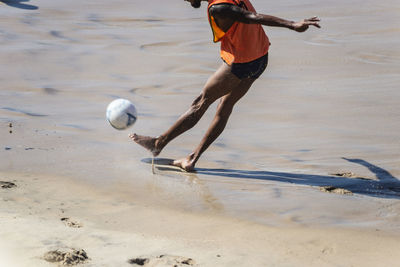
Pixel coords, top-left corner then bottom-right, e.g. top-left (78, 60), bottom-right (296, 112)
top-left (201, 62), bottom-right (242, 103)
top-left (219, 77), bottom-right (256, 107)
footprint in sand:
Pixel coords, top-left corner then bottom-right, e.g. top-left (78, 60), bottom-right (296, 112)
top-left (128, 254), bottom-right (195, 266)
top-left (331, 171), bottom-right (373, 181)
top-left (330, 172), bottom-right (357, 178)
top-left (1, 181), bottom-right (17, 189)
top-left (319, 186), bottom-right (353, 195)
top-left (43, 248), bottom-right (89, 265)
top-left (60, 217), bottom-right (83, 228)
top-left (330, 172), bottom-right (370, 180)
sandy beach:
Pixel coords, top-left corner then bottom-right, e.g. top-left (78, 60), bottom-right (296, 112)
top-left (1, 0), bottom-right (400, 266)
top-left (1, 171), bottom-right (400, 267)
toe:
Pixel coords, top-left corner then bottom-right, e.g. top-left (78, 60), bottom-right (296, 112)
top-left (172, 159), bottom-right (181, 167)
top-left (128, 133), bottom-right (138, 141)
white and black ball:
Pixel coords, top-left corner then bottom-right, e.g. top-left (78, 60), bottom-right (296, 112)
top-left (106, 99), bottom-right (137, 130)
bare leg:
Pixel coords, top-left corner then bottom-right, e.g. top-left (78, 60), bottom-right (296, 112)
top-left (173, 78), bottom-right (256, 171)
top-left (130, 63), bottom-right (241, 156)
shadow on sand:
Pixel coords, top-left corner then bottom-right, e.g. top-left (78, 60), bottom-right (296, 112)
top-left (197, 158), bottom-right (400, 199)
top-left (1, 0), bottom-right (38, 10)
top-left (147, 157), bottom-right (400, 199)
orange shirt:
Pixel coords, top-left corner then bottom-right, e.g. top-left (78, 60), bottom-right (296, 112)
top-left (207, 0), bottom-right (270, 64)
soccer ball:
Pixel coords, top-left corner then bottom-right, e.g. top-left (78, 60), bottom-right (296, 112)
top-left (106, 98), bottom-right (137, 130)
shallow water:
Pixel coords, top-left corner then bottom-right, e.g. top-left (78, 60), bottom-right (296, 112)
top-left (1, 0), bottom-right (400, 231)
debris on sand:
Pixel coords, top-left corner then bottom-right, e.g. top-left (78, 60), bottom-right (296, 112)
top-left (331, 172), bottom-right (371, 180)
top-left (43, 249), bottom-right (89, 265)
top-left (330, 172), bottom-right (357, 178)
top-left (128, 258), bottom-right (150, 265)
top-left (60, 217), bottom-right (83, 228)
top-left (128, 255), bottom-right (195, 266)
top-left (1, 181), bottom-right (17, 189)
top-left (320, 186), bottom-right (353, 195)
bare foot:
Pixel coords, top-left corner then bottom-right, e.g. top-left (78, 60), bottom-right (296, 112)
top-left (173, 153), bottom-right (196, 172)
top-left (129, 133), bottom-right (162, 157)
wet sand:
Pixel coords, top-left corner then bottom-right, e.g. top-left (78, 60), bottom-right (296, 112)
top-left (1, 0), bottom-right (400, 266)
top-left (1, 172), bottom-right (400, 267)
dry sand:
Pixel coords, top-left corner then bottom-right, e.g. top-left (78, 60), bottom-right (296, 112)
top-left (1, 0), bottom-right (400, 266)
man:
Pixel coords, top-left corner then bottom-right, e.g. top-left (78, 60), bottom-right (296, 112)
top-left (130, 0), bottom-right (320, 171)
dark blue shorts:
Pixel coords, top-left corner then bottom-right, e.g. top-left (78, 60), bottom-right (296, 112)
top-left (229, 53), bottom-right (269, 80)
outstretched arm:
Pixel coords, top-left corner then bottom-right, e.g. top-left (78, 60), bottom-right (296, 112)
top-left (209, 4), bottom-right (320, 32)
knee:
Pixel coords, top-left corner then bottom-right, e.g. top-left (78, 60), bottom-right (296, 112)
top-left (191, 93), bottom-right (213, 112)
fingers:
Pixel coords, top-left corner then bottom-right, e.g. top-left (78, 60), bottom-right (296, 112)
top-left (305, 16), bottom-right (321, 28)
top-left (306, 16), bottom-right (320, 22)
top-left (308, 22), bottom-right (321, 28)
top-left (293, 16), bottom-right (321, 32)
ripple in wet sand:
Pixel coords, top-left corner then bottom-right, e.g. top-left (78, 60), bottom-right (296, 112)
top-left (1, 107), bottom-right (48, 117)
top-left (42, 87), bottom-right (60, 95)
top-left (140, 41), bottom-right (180, 50)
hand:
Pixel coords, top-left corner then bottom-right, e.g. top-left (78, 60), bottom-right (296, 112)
top-left (292, 16), bottom-right (321, 32)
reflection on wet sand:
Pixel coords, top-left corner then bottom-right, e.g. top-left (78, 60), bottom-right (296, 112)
top-left (1, 107), bottom-right (47, 117)
top-left (142, 158), bottom-right (224, 212)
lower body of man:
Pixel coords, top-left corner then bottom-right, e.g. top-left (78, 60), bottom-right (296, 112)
top-left (130, 53), bottom-right (268, 172)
